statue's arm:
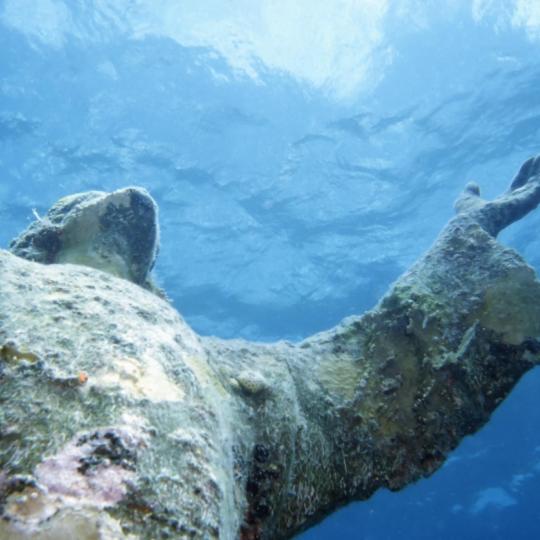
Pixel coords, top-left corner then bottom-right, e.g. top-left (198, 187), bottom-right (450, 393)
top-left (214, 155), bottom-right (540, 538)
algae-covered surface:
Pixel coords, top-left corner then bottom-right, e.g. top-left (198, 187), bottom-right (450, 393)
top-left (0, 252), bottom-right (236, 539)
top-left (2, 158), bottom-right (540, 538)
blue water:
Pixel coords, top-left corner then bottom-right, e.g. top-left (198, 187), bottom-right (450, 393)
top-left (1, 2), bottom-right (540, 538)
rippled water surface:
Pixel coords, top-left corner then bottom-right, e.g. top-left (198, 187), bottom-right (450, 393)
top-left (1, 2), bottom-right (540, 538)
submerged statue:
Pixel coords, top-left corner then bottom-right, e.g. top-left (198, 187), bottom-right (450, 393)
top-left (1, 156), bottom-right (540, 539)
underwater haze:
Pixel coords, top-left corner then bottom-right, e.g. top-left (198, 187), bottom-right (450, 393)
top-left (1, 1), bottom-right (540, 538)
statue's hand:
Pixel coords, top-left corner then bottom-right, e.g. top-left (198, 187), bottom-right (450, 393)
top-left (454, 154), bottom-right (540, 236)
top-left (509, 154), bottom-right (540, 191)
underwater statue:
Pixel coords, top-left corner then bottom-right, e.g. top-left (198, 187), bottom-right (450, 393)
top-left (1, 156), bottom-right (540, 539)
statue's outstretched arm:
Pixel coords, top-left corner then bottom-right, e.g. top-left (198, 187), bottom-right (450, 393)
top-left (207, 155), bottom-right (540, 538)
top-left (1, 157), bottom-right (540, 540)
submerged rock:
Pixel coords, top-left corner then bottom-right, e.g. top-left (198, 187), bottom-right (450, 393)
top-left (9, 187), bottom-right (159, 289)
top-left (2, 156), bottom-right (540, 539)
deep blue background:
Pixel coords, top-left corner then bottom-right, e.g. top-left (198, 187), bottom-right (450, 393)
top-left (1, 2), bottom-right (540, 538)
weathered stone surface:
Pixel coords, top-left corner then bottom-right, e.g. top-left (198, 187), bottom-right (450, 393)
top-left (2, 156), bottom-right (540, 539)
top-left (9, 187), bottom-right (159, 289)
top-left (0, 254), bottom-right (237, 539)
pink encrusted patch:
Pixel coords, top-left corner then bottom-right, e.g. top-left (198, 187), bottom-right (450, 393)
top-left (34, 427), bottom-right (145, 508)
